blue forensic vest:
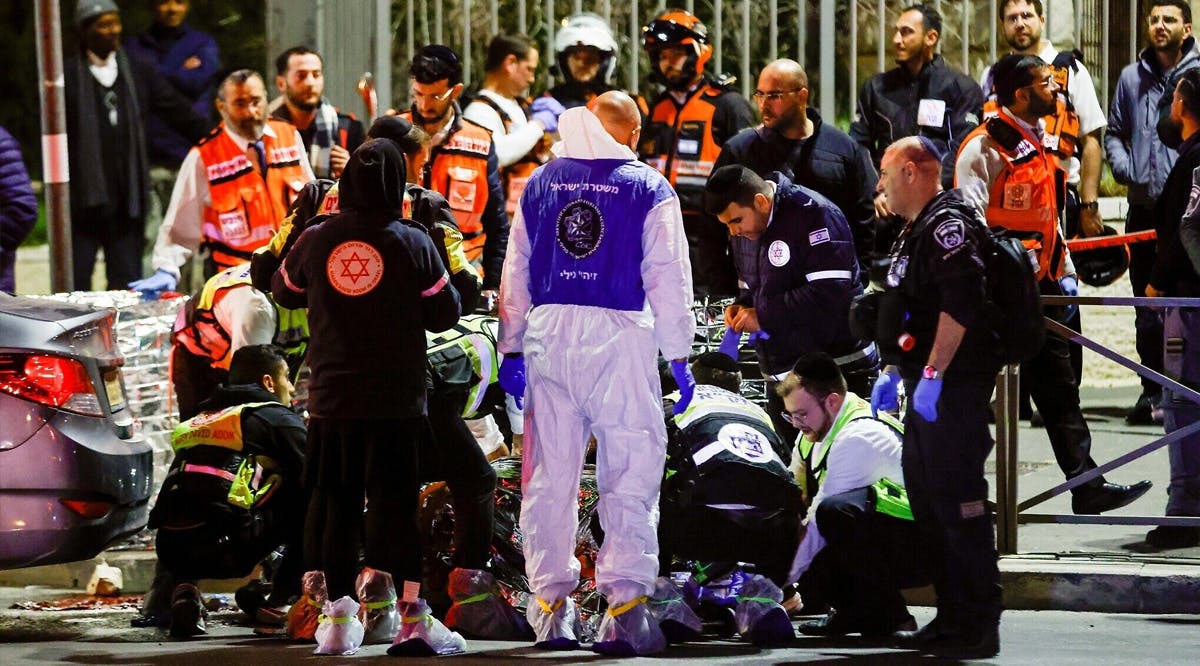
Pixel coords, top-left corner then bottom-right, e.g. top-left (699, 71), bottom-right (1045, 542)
top-left (520, 158), bottom-right (675, 311)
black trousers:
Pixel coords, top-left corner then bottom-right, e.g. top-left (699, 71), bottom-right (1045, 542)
top-left (684, 211), bottom-right (738, 298)
top-left (303, 416), bottom-right (423, 599)
top-left (1127, 202), bottom-right (1165, 397)
top-left (423, 389), bottom-right (498, 569)
top-left (902, 373), bottom-right (1002, 632)
top-left (803, 486), bottom-right (927, 630)
top-left (1020, 317), bottom-right (1101, 483)
top-left (72, 210), bottom-right (144, 290)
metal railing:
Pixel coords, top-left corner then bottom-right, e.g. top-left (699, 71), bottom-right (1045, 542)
top-left (994, 295), bottom-right (1200, 555)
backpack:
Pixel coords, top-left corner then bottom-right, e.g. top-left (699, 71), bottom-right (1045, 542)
top-left (981, 230), bottom-right (1045, 364)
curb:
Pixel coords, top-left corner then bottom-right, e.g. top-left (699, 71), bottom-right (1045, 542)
top-left (0, 551), bottom-right (255, 595)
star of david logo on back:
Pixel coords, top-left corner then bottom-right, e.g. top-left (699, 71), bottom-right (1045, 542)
top-left (327, 241), bottom-right (385, 296)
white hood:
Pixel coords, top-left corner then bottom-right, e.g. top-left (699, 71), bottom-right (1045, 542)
top-left (550, 107), bottom-right (637, 161)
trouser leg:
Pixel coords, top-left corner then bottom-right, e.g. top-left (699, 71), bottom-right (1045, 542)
top-left (1128, 203), bottom-right (1164, 396)
top-left (765, 380), bottom-right (797, 466)
top-left (684, 211), bottom-right (737, 298)
top-left (422, 394), bottom-right (497, 569)
top-left (363, 418), bottom-right (423, 586)
top-left (1022, 332), bottom-right (1099, 483)
top-left (101, 217), bottom-right (145, 289)
top-left (72, 225), bottom-right (101, 291)
top-left (1163, 307), bottom-right (1200, 516)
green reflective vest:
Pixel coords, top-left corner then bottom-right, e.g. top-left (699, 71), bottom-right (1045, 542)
top-left (170, 401), bottom-right (282, 510)
top-left (425, 315), bottom-right (499, 418)
top-left (798, 393), bottom-right (912, 521)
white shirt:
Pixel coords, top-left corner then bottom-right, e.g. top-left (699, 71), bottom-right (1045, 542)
top-left (787, 395), bottom-right (905, 582)
top-left (980, 41), bottom-right (1106, 185)
top-left (151, 124), bottom-right (314, 278)
top-left (213, 284), bottom-right (278, 352)
top-left (463, 89), bottom-right (545, 168)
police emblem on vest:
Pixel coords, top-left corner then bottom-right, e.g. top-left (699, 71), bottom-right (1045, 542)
top-left (557, 199), bottom-right (605, 258)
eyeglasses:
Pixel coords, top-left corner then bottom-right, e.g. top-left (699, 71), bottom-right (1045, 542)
top-left (410, 86), bottom-right (455, 102)
top-left (752, 89), bottom-right (803, 103)
top-left (780, 410), bottom-right (802, 427)
top-left (1027, 75), bottom-right (1059, 92)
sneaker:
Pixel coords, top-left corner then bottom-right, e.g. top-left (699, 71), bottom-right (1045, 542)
top-left (1146, 525), bottom-right (1200, 549)
top-left (592, 597), bottom-right (667, 657)
top-left (386, 598), bottom-right (467, 657)
top-left (168, 583), bottom-right (206, 639)
top-left (526, 596), bottom-right (580, 650)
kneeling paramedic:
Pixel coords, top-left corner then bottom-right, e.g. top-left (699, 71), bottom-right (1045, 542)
top-left (779, 352), bottom-right (925, 641)
top-left (149, 345), bottom-right (306, 638)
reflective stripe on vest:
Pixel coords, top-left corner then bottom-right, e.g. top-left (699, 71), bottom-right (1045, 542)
top-left (673, 384), bottom-right (775, 432)
top-left (170, 401), bottom-right (282, 509)
top-left (956, 113), bottom-right (1067, 281)
top-left (798, 393), bottom-right (903, 487)
top-left (426, 315), bottom-right (499, 418)
top-left (871, 477), bottom-right (914, 521)
top-left (197, 121), bottom-right (307, 272)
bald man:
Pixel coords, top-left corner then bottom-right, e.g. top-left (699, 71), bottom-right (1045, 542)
top-left (872, 136), bottom-right (1001, 658)
top-left (497, 91), bottom-right (695, 656)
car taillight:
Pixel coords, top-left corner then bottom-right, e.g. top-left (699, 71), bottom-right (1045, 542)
top-left (0, 354), bottom-right (104, 416)
top-left (60, 498), bottom-right (114, 520)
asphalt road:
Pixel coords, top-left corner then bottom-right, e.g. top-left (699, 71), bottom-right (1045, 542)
top-left (0, 592), bottom-right (1197, 665)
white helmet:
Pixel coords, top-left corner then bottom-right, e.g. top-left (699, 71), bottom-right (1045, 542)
top-left (555, 12), bottom-right (618, 85)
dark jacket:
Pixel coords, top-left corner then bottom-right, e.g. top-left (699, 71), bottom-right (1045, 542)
top-left (149, 383), bottom-right (305, 528)
top-left (0, 126), bottom-right (37, 294)
top-left (882, 189), bottom-right (1001, 380)
top-left (272, 210), bottom-right (461, 419)
top-left (125, 22), bottom-right (220, 166)
top-left (715, 110), bottom-right (879, 267)
top-left (744, 173), bottom-right (864, 376)
top-left (850, 55), bottom-right (984, 188)
top-left (64, 48), bottom-right (210, 223)
top-left (1105, 37), bottom-right (1200, 206)
top-left (1150, 132), bottom-right (1200, 295)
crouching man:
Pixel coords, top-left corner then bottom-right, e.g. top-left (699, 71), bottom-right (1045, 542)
top-left (149, 345), bottom-right (306, 638)
top-left (781, 353), bottom-right (926, 640)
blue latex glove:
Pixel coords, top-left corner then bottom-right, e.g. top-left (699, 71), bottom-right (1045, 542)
top-left (498, 354), bottom-right (526, 409)
top-left (870, 371), bottom-right (901, 416)
top-left (718, 327), bottom-right (741, 360)
top-left (1059, 274), bottom-right (1079, 321)
top-left (912, 377), bottom-right (943, 422)
top-left (671, 359), bottom-right (696, 415)
top-left (747, 330), bottom-right (770, 342)
top-left (529, 96), bottom-right (566, 133)
top-left (129, 269), bottom-right (178, 296)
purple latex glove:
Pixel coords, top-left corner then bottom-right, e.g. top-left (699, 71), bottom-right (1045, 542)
top-left (671, 359), bottom-right (696, 415)
top-left (870, 371), bottom-right (901, 416)
top-left (718, 327), bottom-right (741, 359)
top-left (498, 354), bottom-right (526, 409)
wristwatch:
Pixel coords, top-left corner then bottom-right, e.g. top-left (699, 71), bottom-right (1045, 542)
top-left (922, 365), bottom-right (942, 380)
top-left (1079, 201), bottom-right (1099, 211)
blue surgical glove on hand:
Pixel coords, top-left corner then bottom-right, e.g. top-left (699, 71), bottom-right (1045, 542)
top-left (747, 330), bottom-right (770, 343)
top-left (671, 359), bottom-right (696, 415)
top-left (529, 96), bottom-right (566, 133)
top-left (498, 354), bottom-right (526, 409)
top-left (912, 377), bottom-right (943, 422)
top-left (870, 371), bottom-right (901, 416)
top-left (718, 327), bottom-right (741, 360)
top-left (129, 269), bottom-right (178, 296)
top-left (1059, 274), bottom-right (1079, 321)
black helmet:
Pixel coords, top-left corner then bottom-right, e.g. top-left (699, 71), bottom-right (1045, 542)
top-left (1073, 225), bottom-right (1130, 287)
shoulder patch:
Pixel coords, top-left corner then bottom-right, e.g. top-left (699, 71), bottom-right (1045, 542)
top-left (768, 240), bottom-right (791, 266)
top-left (808, 228), bottom-right (830, 246)
top-left (933, 219), bottom-right (965, 250)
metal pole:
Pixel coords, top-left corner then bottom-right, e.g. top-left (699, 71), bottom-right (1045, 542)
top-left (995, 366), bottom-right (1020, 554)
top-left (490, 0), bottom-right (499, 37)
top-left (34, 0), bottom-right (71, 292)
top-left (379, 0), bottom-right (394, 117)
top-left (990, 0), bottom-right (997, 65)
top-left (1075, 0), bottom-right (1082, 50)
top-left (768, 0), bottom-right (778, 62)
top-left (878, 0), bottom-right (886, 74)
top-left (686, 0), bottom-right (694, 13)
top-left (420, 0), bottom-right (429, 46)
top-left (545, 0), bottom-right (555, 86)
top-left (463, 0), bottom-right (472, 85)
top-left (962, 1), bottom-right (970, 71)
top-left (742, 0), bottom-right (751, 99)
top-left (1129, 0), bottom-right (1137, 63)
top-left (518, 0), bottom-right (526, 35)
top-left (819, 0), bottom-right (834, 122)
top-left (798, 0), bottom-right (806, 64)
top-left (315, 0), bottom-right (325, 56)
top-left (715, 0), bottom-right (723, 76)
top-left (631, 0), bottom-right (640, 94)
top-left (602, 0), bottom-right (611, 22)
top-left (849, 0), bottom-right (857, 121)
top-left (434, 0), bottom-right (442, 44)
